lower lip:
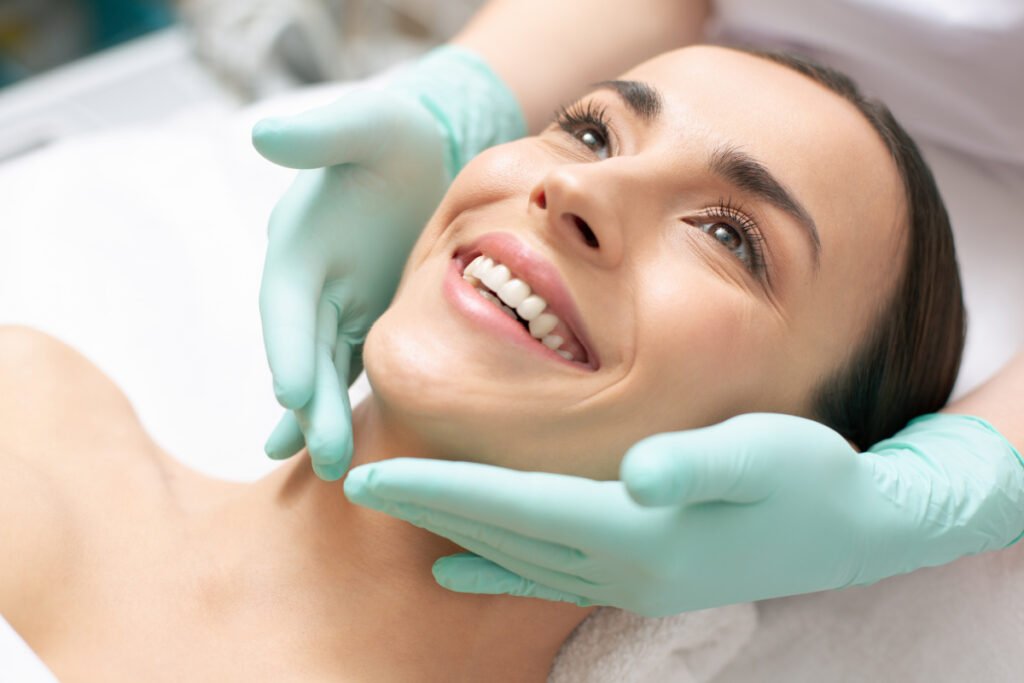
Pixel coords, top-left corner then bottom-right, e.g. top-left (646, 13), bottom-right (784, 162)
top-left (442, 257), bottom-right (585, 369)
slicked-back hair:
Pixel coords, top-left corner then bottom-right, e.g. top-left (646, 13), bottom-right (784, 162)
top-left (747, 49), bottom-right (965, 449)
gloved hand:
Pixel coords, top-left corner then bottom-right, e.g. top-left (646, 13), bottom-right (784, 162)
top-left (343, 412), bottom-right (1024, 616)
top-left (253, 46), bottom-right (525, 480)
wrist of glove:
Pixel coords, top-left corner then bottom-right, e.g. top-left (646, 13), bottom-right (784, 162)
top-left (385, 45), bottom-right (528, 179)
top-left (855, 413), bottom-right (1024, 574)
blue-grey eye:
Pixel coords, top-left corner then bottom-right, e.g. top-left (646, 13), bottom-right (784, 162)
top-left (577, 129), bottom-right (609, 159)
top-left (697, 220), bottom-right (752, 267)
top-left (710, 222), bottom-right (742, 249)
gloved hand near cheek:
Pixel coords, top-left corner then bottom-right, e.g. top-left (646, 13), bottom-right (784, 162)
top-left (344, 412), bottom-right (1024, 616)
top-left (253, 46), bottom-right (526, 480)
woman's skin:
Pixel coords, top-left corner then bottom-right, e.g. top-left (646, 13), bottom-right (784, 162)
top-left (0, 47), bottom-right (905, 681)
top-left (0, 330), bottom-right (586, 682)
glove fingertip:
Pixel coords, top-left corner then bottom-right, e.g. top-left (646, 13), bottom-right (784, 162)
top-left (313, 459), bottom-right (349, 482)
top-left (432, 555), bottom-right (509, 595)
top-left (252, 117), bottom-right (280, 141)
top-left (251, 118), bottom-right (294, 160)
top-left (264, 442), bottom-right (298, 461)
top-left (264, 413), bottom-right (305, 460)
top-left (273, 377), bottom-right (314, 410)
top-left (620, 448), bottom-right (682, 507)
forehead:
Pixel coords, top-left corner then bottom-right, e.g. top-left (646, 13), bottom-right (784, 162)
top-left (621, 46), bottom-right (905, 286)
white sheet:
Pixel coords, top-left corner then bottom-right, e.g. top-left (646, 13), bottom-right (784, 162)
top-left (0, 615), bottom-right (58, 683)
top-left (0, 81), bottom-right (361, 480)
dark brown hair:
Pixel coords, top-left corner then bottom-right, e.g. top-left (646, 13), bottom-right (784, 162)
top-left (748, 49), bottom-right (966, 449)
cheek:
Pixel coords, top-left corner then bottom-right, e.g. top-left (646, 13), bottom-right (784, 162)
top-left (443, 142), bottom-right (538, 217)
top-left (626, 269), bottom-right (786, 430)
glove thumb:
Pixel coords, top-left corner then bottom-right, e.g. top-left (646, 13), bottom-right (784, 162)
top-left (252, 95), bottom-right (387, 169)
top-left (620, 414), bottom-right (789, 507)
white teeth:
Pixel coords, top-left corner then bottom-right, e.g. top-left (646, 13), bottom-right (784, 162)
top-left (541, 334), bottom-right (564, 350)
top-left (472, 256), bottom-right (495, 280)
top-left (529, 313), bottom-right (558, 339)
top-left (465, 255), bottom-right (487, 278)
top-left (462, 254), bottom-right (580, 363)
top-left (497, 279), bottom-right (530, 308)
top-left (481, 264), bottom-right (511, 291)
top-left (516, 295), bottom-right (547, 321)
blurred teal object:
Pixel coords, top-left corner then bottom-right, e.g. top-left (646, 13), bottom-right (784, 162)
top-left (0, 0), bottom-right (175, 88)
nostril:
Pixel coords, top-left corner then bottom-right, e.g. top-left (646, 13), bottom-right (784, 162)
top-left (573, 215), bottom-right (599, 248)
top-left (534, 189), bottom-right (547, 210)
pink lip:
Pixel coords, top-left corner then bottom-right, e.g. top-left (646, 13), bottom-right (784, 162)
top-left (447, 232), bottom-right (600, 371)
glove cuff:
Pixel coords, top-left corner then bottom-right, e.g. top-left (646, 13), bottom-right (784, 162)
top-left (876, 412), bottom-right (1024, 548)
top-left (386, 45), bottom-right (528, 180)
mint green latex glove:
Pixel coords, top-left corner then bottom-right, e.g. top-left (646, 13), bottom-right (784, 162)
top-left (343, 413), bottom-right (1024, 616)
top-left (253, 46), bottom-right (525, 480)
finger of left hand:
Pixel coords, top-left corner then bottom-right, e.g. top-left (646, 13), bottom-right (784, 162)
top-left (343, 459), bottom-right (633, 547)
top-left (432, 553), bottom-right (595, 607)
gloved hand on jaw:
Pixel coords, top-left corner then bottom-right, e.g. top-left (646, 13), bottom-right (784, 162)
top-left (253, 46), bottom-right (526, 480)
top-left (343, 412), bottom-right (1024, 616)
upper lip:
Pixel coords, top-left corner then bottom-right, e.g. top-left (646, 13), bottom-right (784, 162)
top-left (454, 232), bottom-right (600, 370)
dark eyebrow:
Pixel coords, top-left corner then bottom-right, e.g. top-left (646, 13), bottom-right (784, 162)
top-left (708, 145), bottom-right (822, 272)
top-left (592, 80), bottom-right (662, 121)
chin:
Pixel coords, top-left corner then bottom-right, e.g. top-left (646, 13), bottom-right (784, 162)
top-left (362, 306), bottom-right (617, 478)
top-left (363, 239), bottom-right (638, 479)
top-left (364, 298), bottom-right (519, 462)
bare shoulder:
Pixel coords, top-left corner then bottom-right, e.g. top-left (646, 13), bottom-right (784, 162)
top-left (0, 326), bottom-right (167, 625)
top-left (0, 325), bottom-right (140, 441)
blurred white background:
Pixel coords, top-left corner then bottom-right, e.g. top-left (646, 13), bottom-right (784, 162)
top-left (0, 0), bottom-right (482, 479)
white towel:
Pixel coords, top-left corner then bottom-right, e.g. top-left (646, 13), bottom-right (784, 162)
top-left (550, 604), bottom-right (757, 683)
top-left (0, 616), bottom-right (59, 683)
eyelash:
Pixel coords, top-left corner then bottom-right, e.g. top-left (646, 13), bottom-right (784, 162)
top-left (554, 101), bottom-right (613, 157)
top-left (554, 102), bottom-right (767, 277)
top-left (698, 198), bottom-right (767, 276)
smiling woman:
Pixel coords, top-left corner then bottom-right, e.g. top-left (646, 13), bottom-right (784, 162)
top-left (0, 45), bottom-right (963, 682)
top-left (369, 45), bottom-right (962, 479)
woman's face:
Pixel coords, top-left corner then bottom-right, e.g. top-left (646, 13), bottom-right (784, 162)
top-left (365, 46), bottom-right (905, 478)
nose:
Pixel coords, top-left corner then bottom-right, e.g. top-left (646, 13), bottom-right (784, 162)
top-left (528, 165), bottom-right (624, 268)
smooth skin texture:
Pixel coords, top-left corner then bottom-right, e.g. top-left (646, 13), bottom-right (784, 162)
top-left (0, 326), bottom-right (590, 682)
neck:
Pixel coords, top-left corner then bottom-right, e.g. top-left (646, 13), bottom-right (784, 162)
top-left (234, 398), bottom-right (590, 682)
